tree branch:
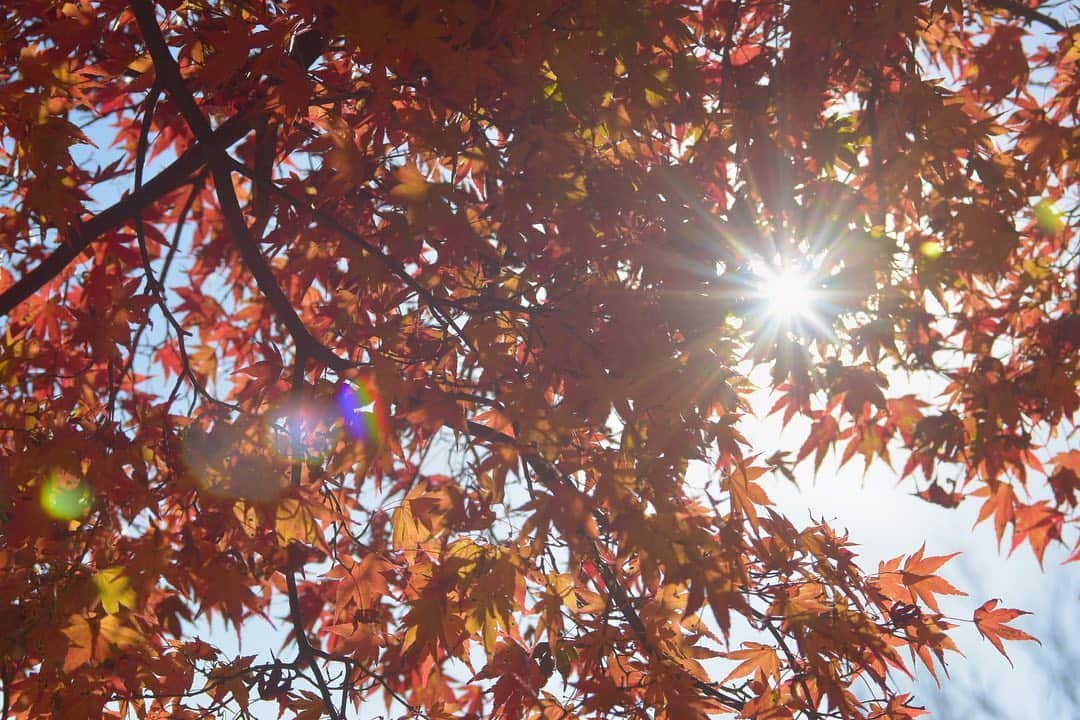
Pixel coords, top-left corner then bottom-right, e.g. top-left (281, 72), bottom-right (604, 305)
top-left (282, 349), bottom-right (343, 720)
top-left (0, 9), bottom-right (327, 321)
top-left (223, 156), bottom-right (481, 359)
top-left (465, 420), bottom-right (748, 712)
top-left (0, 109), bottom-right (257, 319)
top-left (133, 8), bottom-right (349, 712)
top-left (131, 0), bottom-right (351, 373)
top-left (982, 0), bottom-right (1068, 32)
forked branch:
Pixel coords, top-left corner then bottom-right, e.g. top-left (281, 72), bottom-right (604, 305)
top-left (131, 0), bottom-right (352, 373)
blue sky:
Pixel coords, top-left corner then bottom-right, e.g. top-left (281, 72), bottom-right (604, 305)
top-left (738, 371), bottom-right (1078, 719)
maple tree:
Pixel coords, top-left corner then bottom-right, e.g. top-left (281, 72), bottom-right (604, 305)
top-left (0, 0), bottom-right (1076, 718)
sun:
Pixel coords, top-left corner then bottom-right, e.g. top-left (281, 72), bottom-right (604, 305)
top-left (752, 261), bottom-right (822, 324)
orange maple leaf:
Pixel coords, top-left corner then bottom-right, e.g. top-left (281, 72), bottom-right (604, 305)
top-left (724, 463), bottom-right (772, 530)
top-left (973, 599), bottom-right (1039, 666)
top-left (720, 641), bottom-right (781, 684)
top-left (898, 544), bottom-right (966, 613)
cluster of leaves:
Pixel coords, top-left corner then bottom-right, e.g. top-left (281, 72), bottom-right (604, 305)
top-left (0, 1), bottom-right (1074, 718)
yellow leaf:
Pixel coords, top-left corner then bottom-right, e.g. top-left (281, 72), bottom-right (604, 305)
top-left (93, 566), bottom-right (135, 615)
top-left (549, 573), bottom-right (579, 610)
top-left (392, 483), bottom-right (453, 558)
top-left (100, 614), bottom-right (141, 647)
top-left (276, 497), bottom-right (319, 544)
top-left (233, 501), bottom-right (259, 539)
top-left (721, 642), bottom-right (781, 684)
top-left (392, 485), bottom-right (425, 554)
top-left (390, 164), bottom-right (430, 203)
top-left (563, 172), bottom-right (588, 202)
top-left (1021, 258), bottom-right (1051, 280)
top-left (724, 464), bottom-right (772, 529)
top-left (61, 615), bottom-right (95, 672)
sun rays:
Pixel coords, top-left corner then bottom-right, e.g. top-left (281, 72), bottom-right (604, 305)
top-left (751, 260), bottom-right (823, 326)
top-left (732, 253), bottom-right (843, 365)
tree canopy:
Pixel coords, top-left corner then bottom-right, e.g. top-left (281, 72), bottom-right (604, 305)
top-left (0, 1), bottom-right (1076, 718)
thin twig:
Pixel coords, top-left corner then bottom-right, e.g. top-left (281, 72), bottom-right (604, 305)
top-left (0, 108), bottom-right (259, 319)
top-left (464, 420), bottom-right (748, 712)
top-left (134, 82), bottom-right (164, 295)
top-left (224, 156), bottom-right (480, 359)
top-left (276, 348), bottom-right (343, 718)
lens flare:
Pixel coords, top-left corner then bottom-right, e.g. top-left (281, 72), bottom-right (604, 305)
top-left (1033, 199), bottom-right (1064, 234)
top-left (263, 383), bottom-right (385, 467)
top-left (181, 424), bottom-right (287, 503)
top-left (40, 470), bottom-right (92, 521)
top-left (268, 395), bottom-right (345, 462)
top-left (336, 382), bottom-right (384, 446)
top-left (919, 240), bottom-right (944, 259)
top-left (754, 261), bottom-right (821, 323)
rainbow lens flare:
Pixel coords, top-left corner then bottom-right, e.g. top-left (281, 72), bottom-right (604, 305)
top-left (336, 382), bottom-right (384, 446)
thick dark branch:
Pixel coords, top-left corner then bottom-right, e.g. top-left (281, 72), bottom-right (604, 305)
top-left (0, 232), bottom-right (82, 320)
top-left (225, 159), bottom-right (435, 302)
top-left (132, 0), bottom-right (351, 373)
top-left (133, 81), bottom-right (163, 295)
top-left (982, 0), bottom-right (1068, 32)
top-left (283, 351), bottom-right (346, 719)
top-left (0, 109), bottom-right (259, 320)
top-left (250, 117), bottom-right (277, 239)
top-left (280, 351), bottom-right (343, 720)
top-left (134, 9), bottom-right (346, 715)
top-left (0, 12), bottom-right (326, 321)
